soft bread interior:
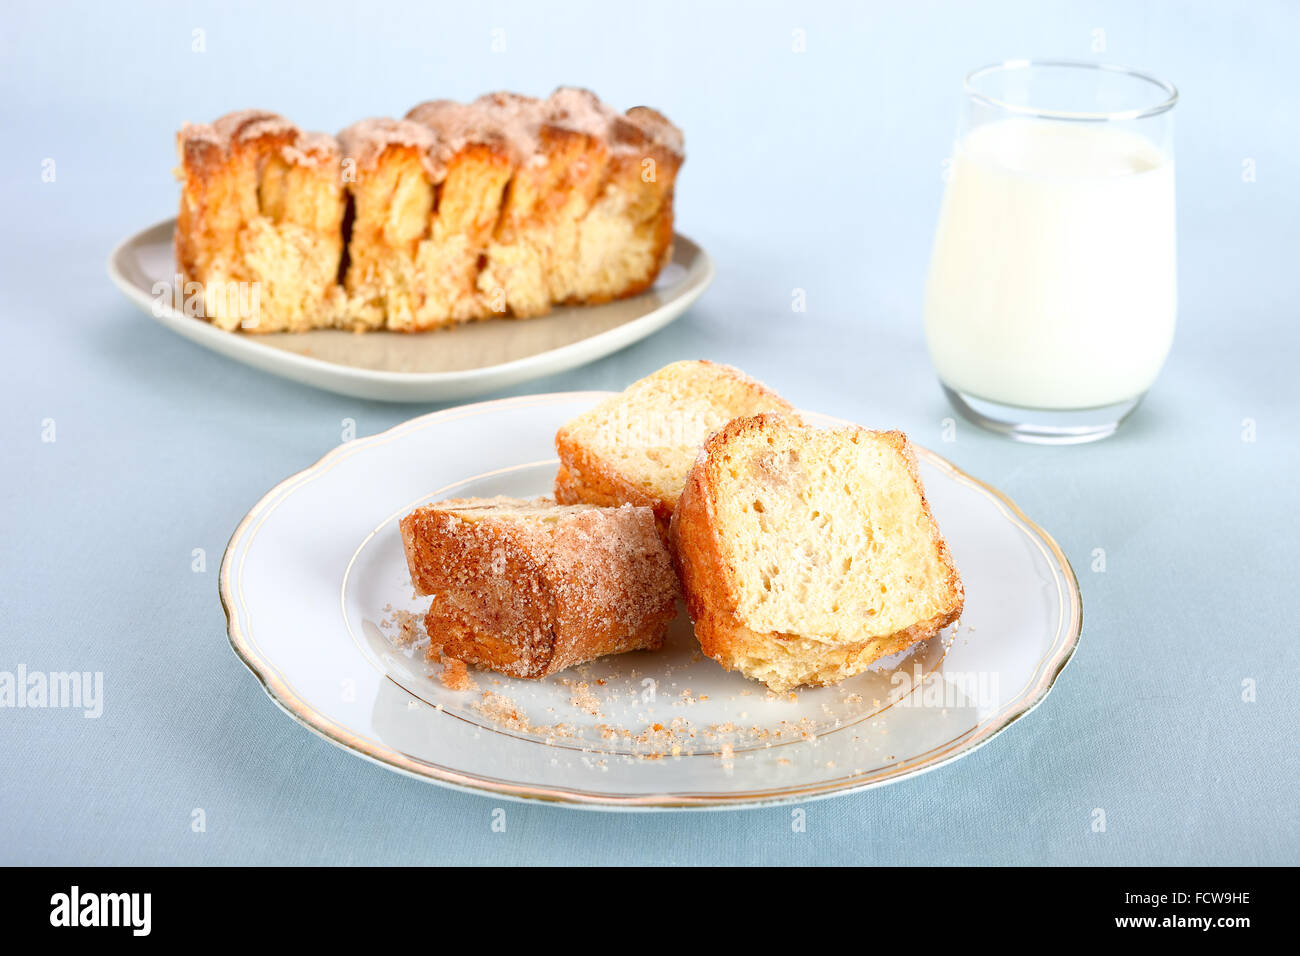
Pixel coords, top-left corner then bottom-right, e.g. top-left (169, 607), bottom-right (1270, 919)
top-left (182, 137), bottom-right (345, 332)
top-left (560, 361), bottom-right (792, 506)
top-left (435, 496), bottom-right (602, 525)
top-left (704, 423), bottom-right (959, 644)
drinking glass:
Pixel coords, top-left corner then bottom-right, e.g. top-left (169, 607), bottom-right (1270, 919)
top-left (924, 60), bottom-right (1179, 443)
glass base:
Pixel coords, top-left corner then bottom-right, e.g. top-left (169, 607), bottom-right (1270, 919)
top-left (941, 385), bottom-right (1143, 445)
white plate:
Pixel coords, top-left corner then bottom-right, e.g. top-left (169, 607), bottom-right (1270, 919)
top-left (220, 393), bottom-right (1081, 810)
top-left (108, 220), bottom-right (715, 403)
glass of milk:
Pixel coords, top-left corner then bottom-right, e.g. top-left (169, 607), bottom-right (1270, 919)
top-left (924, 60), bottom-right (1178, 443)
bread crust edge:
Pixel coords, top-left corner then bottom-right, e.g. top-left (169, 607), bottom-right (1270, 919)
top-left (400, 501), bottom-right (677, 680)
top-left (668, 414), bottom-right (965, 692)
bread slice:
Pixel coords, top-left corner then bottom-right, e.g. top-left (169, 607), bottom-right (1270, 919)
top-left (669, 414), bottom-right (964, 692)
top-left (554, 361), bottom-right (794, 533)
top-left (338, 116), bottom-right (514, 330)
top-left (473, 89), bottom-right (612, 318)
top-left (399, 496), bottom-right (678, 680)
top-left (337, 118), bottom-right (440, 330)
top-left (175, 110), bottom-right (345, 332)
top-left (568, 106), bottom-right (683, 305)
top-left (403, 100), bottom-right (519, 323)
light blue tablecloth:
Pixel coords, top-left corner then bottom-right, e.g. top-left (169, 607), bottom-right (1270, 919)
top-left (2, 0), bottom-right (1296, 865)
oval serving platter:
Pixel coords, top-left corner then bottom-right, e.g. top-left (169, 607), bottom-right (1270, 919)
top-left (109, 220), bottom-right (715, 403)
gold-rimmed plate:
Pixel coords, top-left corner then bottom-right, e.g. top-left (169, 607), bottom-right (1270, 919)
top-left (108, 220), bottom-right (715, 402)
top-left (220, 392), bottom-right (1081, 809)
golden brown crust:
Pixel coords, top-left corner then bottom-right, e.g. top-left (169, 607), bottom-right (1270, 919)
top-left (338, 117), bottom-right (517, 330)
top-left (668, 414), bottom-right (965, 691)
top-left (397, 105), bottom-right (519, 326)
top-left (423, 597), bottom-right (543, 677)
top-left (577, 105), bottom-right (683, 303)
top-left (553, 361), bottom-right (793, 534)
top-left (399, 498), bottom-right (678, 680)
top-left (885, 430), bottom-right (965, 632)
top-left (553, 438), bottom-right (675, 537)
top-left (175, 110), bottom-right (345, 332)
top-left (175, 90), bottom-right (684, 333)
top-left (474, 91), bottom-right (612, 317)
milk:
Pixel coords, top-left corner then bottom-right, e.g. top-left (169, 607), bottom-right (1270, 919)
top-left (924, 118), bottom-right (1176, 410)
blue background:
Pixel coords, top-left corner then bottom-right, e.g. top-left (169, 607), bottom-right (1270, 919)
top-left (2, 0), bottom-right (1296, 864)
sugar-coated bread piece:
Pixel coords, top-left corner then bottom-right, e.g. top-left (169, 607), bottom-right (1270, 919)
top-left (554, 361), bottom-right (794, 533)
top-left (336, 118), bottom-right (437, 330)
top-left (569, 106), bottom-right (683, 305)
top-left (669, 414), bottom-right (964, 692)
top-left (338, 116), bottom-right (513, 330)
top-left (175, 110), bottom-right (345, 332)
top-left (399, 496), bottom-right (679, 680)
top-left (363, 88), bottom-right (685, 325)
top-left (472, 89), bottom-right (610, 318)
top-left (402, 101), bottom-right (519, 323)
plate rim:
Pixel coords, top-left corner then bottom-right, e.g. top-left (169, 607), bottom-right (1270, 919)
top-left (218, 392), bottom-right (1084, 810)
top-left (107, 219), bottom-right (716, 400)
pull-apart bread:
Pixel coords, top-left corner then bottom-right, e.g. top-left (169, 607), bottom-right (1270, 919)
top-left (337, 115), bottom-right (509, 330)
top-left (669, 414), bottom-right (964, 692)
top-left (554, 360), bottom-right (794, 533)
top-left (174, 88), bottom-right (683, 333)
top-left (399, 497), bottom-right (679, 680)
top-left (175, 111), bottom-right (346, 332)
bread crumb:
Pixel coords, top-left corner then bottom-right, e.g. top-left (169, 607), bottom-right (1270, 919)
top-left (439, 658), bottom-right (477, 691)
top-left (560, 679), bottom-right (602, 717)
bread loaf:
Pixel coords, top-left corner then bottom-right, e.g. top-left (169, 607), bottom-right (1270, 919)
top-left (174, 89), bottom-right (684, 333)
